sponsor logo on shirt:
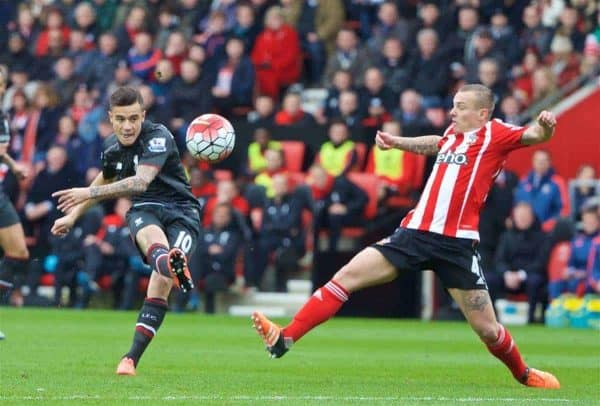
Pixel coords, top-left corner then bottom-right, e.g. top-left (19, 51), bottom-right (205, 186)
top-left (148, 137), bottom-right (167, 153)
top-left (436, 152), bottom-right (468, 165)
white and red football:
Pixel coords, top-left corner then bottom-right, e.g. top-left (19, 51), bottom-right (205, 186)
top-left (185, 114), bottom-right (235, 163)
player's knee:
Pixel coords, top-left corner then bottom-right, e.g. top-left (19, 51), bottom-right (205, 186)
top-left (473, 321), bottom-right (500, 343)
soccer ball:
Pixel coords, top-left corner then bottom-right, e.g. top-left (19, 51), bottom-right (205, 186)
top-left (185, 114), bottom-right (235, 162)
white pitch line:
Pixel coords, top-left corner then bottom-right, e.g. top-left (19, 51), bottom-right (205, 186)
top-left (0, 395), bottom-right (574, 402)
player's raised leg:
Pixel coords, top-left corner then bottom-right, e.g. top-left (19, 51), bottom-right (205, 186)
top-left (252, 247), bottom-right (398, 358)
top-left (0, 222), bottom-right (30, 300)
top-left (117, 225), bottom-right (174, 376)
top-left (448, 288), bottom-right (560, 389)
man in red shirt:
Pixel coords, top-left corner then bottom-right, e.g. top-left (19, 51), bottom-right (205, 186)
top-left (252, 84), bottom-right (560, 389)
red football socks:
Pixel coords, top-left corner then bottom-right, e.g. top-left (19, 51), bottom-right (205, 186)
top-left (283, 280), bottom-right (349, 343)
top-left (485, 324), bottom-right (528, 380)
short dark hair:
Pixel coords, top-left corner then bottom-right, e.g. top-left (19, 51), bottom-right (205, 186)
top-left (109, 86), bottom-right (144, 109)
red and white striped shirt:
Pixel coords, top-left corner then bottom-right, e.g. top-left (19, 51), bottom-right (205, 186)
top-left (401, 119), bottom-right (527, 240)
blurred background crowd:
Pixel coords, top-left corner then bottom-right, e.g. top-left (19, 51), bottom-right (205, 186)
top-left (0, 0), bottom-right (599, 319)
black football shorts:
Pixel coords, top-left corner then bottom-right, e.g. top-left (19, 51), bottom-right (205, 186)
top-left (371, 227), bottom-right (487, 290)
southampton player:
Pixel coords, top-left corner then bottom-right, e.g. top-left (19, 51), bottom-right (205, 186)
top-left (51, 87), bottom-right (200, 375)
top-left (252, 84), bottom-right (560, 388)
top-left (0, 68), bottom-right (30, 340)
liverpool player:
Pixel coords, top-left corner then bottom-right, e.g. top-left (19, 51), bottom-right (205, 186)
top-left (252, 84), bottom-right (560, 389)
top-left (51, 87), bottom-right (200, 375)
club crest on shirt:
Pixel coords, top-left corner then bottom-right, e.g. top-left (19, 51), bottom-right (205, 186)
top-left (148, 137), bottom-right (166, 152)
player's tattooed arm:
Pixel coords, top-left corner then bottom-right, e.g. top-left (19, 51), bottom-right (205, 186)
top-left (89, 164), bottom-right (159, 199)
top-left (520, 110), bottom-right (557, 145)
top-left (375, 131), bottom-right (441, 155)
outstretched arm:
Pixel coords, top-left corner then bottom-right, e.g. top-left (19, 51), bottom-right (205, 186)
top-left (375, 131), bottom-right (442, 156)
top-left (520, 110), bottom-right (557, 145)
top-left (53, 165), bottom-right (159, 214)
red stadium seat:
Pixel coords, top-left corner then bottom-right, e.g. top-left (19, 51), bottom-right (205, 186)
top-left (281, 141), bottom-right (305, 172)
top-left (287, 171), bottom-right (306, 190)
top-left (547, 242), bottom-right (571, 283)
top-left (39, 273), bottom-right (55, 287)
top-left (352, 142), bottom-right (367, 172)
top-left (347, 172), bottom-right (379, 220)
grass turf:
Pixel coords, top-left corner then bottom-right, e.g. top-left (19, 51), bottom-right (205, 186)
top-left (0, 308), bottom-right (598, 405)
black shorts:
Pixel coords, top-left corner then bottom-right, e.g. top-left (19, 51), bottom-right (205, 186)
top-left (126, 202), bottom-right (201, 261)
top-left (371, 227), bottom-right (487, 290)
top-left (0, 193), bottom-right (20, 228)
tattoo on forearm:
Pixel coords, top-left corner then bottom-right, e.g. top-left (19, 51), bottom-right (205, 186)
top-left (90, 176), bottom-right (148, 200)
top-left (396, 136), bottom-right (441, 156)
top-left (462, 291), bottom-right (489, 312)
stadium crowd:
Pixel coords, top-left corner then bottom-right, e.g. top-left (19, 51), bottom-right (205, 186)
top-left (0, 0), bottom-right (599, 317)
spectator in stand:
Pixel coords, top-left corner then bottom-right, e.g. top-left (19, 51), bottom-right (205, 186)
top-left (489, 9), bottom-right (520, 67)
top-left (515, 150), bottom-right (570, 233)
top-left (22, 84), bottom-right (61, 167)
top-left (229, 2), bottom-right (260, 53)
top-left (66, 30), bottom-right (90, 75)
top-left (84, 32), bottom-right (121, 100)
top-left (368, 1), bottom-right (411, 54)
top-left (72, 2), bottom-right (98, 50)
top-left (274, 92), bottom-right (315, 127)
top-left (331, 90), bottom-right (363, 133)
top-left (211, 37), bottom-right (255, 116)
top-left (170, 59), bottom-right (213, 149)
top-left (194, 10), bottom-right (228, 60)
top-left (319, 69), bottom-right (354, 121)
top-left (315, 120), bottom-right (357, 177)
top-left (114, 5), bottom-right (148, 56)
top-left (138, 85), bottom-right (172, 128)
top-left (36, 28), bottom-right (67, 81)
top-left (35, 7), bottom-right (71, 58)
top-left (52, 57), bottom-right (84, 110)
top-left (87, 0), bottom-right (118, 35)
top-left (68, 85), bottom-right (94, 125)
top-left (377, 37), bottom-right (412, 96)
top-left (0, 32), bottom-right (36, 78)
top-left (53, 115), bottom-right (86, 178)
top-left (479, 169), bottom-right (519, 273)
top-left (7, 90), bottom-right (31, 160)
top-left (246, 127), bottom-right (282, 177)
top-left (499, 95), bottom-right (522, 125)
top-left (292, 0), bottom-right (344, 85)
top-left (104, 60), bottom-right (143, 106)
top-left (549, 207), bottom-right (600, 299)
top-left (251, 6), bottom-right (301, 99)
top-left (24, 145), bottom-right (80, 257)
top-left (198, 203), bottom-right (244, 312)
top-left (309, 163), bottom-right (367, 252)
top-left (253, 148), bottom-right (286, 202)
top-left (365, 121), bottom-right (416, 202)
top-left (554, 5), bottom-right (587, 53)
top-left (155, 6), bottom-right (187, 51)
top-left (465, 28), bottom-right (505, 83)
top-left (151, 59), bottom-right (176, 107)
top-left (477, 58), bottom-right (508, 110)
top-left (162, 31), bottom-right (189, 76)
top-left (410, 28), bottom-right (449, 104)
top-left (520, 5), bottom-right (553, 59)
top-left (487, 202), bottom-right (549, 324)
top-left (250, 173), bottom-right (305, 291)
top-left (544, 35), bottom-right (581, 86)
top-left (410, 2), bottom-right (451, 49)
top-left (189, 166), bottom-right (217, 209)
top-left (198, 0), bottom-right (237, 32)
top-left (49, 217), bottom-right (85, 307)
top-left (247, 95), bottom-right (276, 127)
top-left (443, 6), bottom-right (480, 66)
top-left (323, 29), bottom-right (370, 87)
top-left (2, 67), bottom-right (38, 114)
top-left (127, 32), bottom-right (162, 83)
top-left (13, 6), bottom-right (39, 51)
top-left (358, 67), bottom-right (395, 123)
top-left (178, 0), bottom-right (209, 34)
top-left (530, 67), bottom-right (558, 107)
top-left (393, 89), bottom-right (432, 137)
top-left (511, 48), bottom-right (542, 107)
top-left (572, 164), bottom-right (598, 220)
top-left (202, 180), bottom-right (250, 228)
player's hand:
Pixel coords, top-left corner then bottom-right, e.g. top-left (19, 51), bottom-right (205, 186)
top-left (12, 162), bottom-right (29, 180)
top-left (52, 187), bottom-right (92, 213)
top-left (536, 110), bottom-right (556, 130)
top-left (375, 130), bottom-right (398, 150)
top-left (0, 142), bottom-right (8, 156)
top-left (51, 214), bottom-right (76, 237)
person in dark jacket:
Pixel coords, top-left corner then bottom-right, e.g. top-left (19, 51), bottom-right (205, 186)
top-left (309, 164), bottom-right (367, 253)
top-left (198, 203), bottom-right (244, 313)
top-left (250, 174), bottom-right (305, 292)
top-left (211, 37), bottom-right (255, 115)
top-left (487, 202), bottom-right (549, 323)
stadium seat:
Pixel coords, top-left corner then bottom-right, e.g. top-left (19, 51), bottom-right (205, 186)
top-left (347, 173), bottom-right (379, 220)
top-left (281, 141), bottom-right (306, 172)
top-left (547, 242), bottom-right (571, 283)
top-left (352, 142), bottom-right (367, 172)
top-left (287, 171), bottom-right (306, 190)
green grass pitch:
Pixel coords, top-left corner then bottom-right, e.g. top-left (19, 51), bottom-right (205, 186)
top-left (1, 308), bottom-right (598, 405)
